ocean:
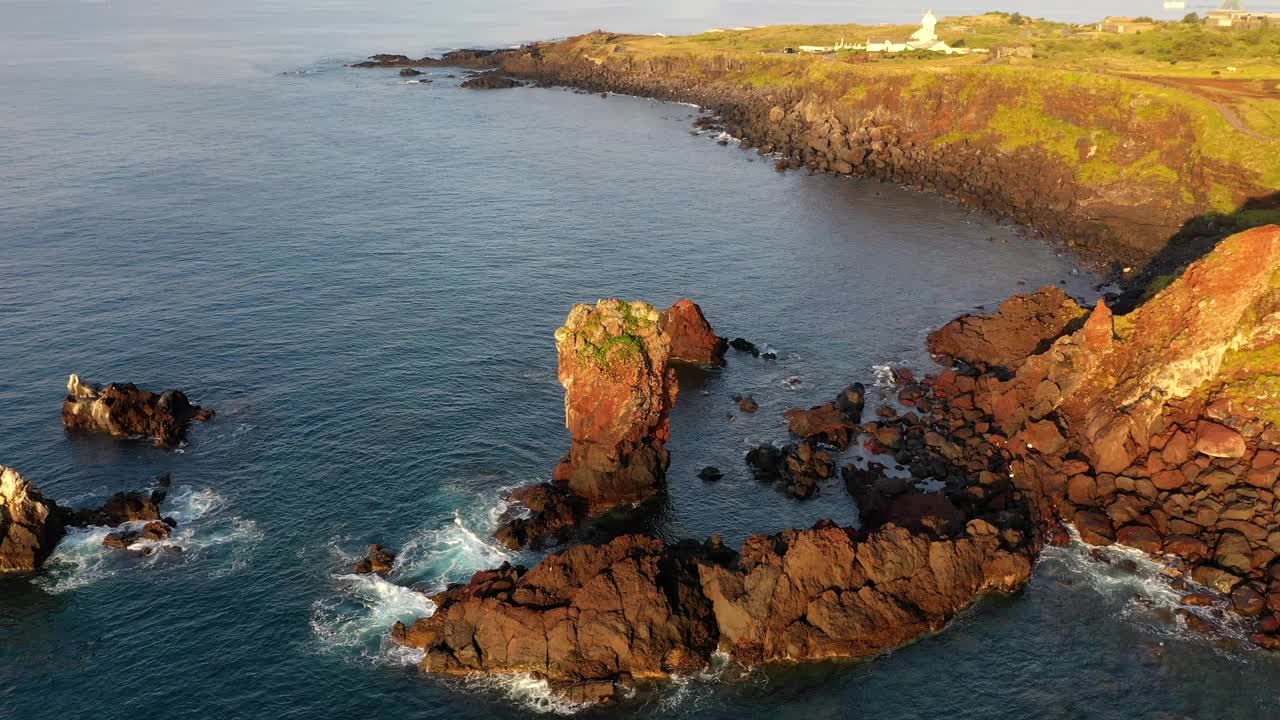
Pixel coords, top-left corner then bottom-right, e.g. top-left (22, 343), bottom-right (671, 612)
top-left (3, 1), bottom-right (1280, 718)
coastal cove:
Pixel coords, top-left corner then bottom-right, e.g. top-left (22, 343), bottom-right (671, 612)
top-left (5, 0), bottom-right (1280, 712)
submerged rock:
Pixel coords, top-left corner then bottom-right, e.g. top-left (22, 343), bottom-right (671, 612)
top-left (61, 374), bottom-right (213, 447)
top-left (460, 73), bottom-right (522, 89)
top-left (354, 544), bottom-right (397, 575)
top-left (102, 520), bottom-right (173, 550)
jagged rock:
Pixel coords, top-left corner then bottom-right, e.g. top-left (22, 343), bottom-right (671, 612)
top-left (498, 298), bottom-right (727, 549)
top-left (61, 374), bottom-right (213, 447)
top-left (494, 483), bottom-right (586, 550)
top-left (460, 73), bottom-right (522, 89)
top-left (71, 477), bottom-right (169, 527)
top-left (728, 338), bottom-right (758, 356)
top-left (395, 522), bottom-right (1033, 696)
top-left (391, 535), bottom-right (718, 682)
top-left (355, 544), bottom-right (397, 574)
top-left (698, 522), bottom-right (1032, 664)
top-left (0, 466), bottom-right (67, 573)
top-left (735, 394), bottom-right (759, 413)
top-left (664, 299), bottom-right (726, 366)
top-left (102, 521), bottom-right (172, 550)
top-left (784, 402), bottom-right (858, 449)
top-left (927, 287), bottom-right (1084, 370)
top-left (746, 442), bottom-right (833, 498)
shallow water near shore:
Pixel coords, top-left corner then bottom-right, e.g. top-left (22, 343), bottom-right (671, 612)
top-left (5, 40), bottom-right (1280, 720)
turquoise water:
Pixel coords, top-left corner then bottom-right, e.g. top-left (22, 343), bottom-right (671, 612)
top-left (4, 2), bottom-right (1280, 718)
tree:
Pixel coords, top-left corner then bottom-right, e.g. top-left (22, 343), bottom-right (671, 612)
top-left (1182, 12), bottom-right (1199, 23)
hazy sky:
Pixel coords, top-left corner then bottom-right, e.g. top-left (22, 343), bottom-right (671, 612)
top-left (0, 0), bottom-right (1254, 78)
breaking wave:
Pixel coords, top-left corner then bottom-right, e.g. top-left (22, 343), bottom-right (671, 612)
top-left (36, 485), bottom-right (262, 594)
top-left (310, 484), bottom-right (517, 666)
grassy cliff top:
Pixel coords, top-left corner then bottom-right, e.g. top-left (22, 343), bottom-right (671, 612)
top-left (534, 13), bottom-right (1280, 209)
top-left (603, 13), bottom-right (1280, 79)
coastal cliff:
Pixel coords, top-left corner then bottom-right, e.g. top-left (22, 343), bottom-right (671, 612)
top-left (481, 18), bottom-right (1279, 270)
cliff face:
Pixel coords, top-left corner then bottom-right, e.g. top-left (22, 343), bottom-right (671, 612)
top-left (500, 34), bottom-right (1276, 267)
top-left (932, 225), bottom-right (1280, 634)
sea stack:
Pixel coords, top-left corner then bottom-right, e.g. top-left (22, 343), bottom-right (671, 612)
top-left (61, 374), bottom-right (214, 447)
top-left (496, 298), bottom-right (724, 549)
top-left (550, 299), bottom-right (678, 505)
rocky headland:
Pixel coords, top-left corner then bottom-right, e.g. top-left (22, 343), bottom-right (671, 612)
top-left (391, 224), bottom-right (1280, 703)
top-left (62, 374), bottom-right (213, 448)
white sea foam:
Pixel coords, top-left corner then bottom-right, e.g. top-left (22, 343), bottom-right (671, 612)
top-left (36, 485), bottom-right (262, 594)
top-left (309, 572), bottom-right (437, 665)
top-left (311, 486), bottom-right (518, 666)
top-left (462, 674), bottom-right (590, 716)
top-left (1045, 529), bottom-right (1254, 652)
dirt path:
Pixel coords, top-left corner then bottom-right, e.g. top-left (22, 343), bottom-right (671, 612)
top-left (1117, 73), bottom-right (1275, 140)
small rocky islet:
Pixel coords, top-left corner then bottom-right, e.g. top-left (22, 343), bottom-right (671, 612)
top-left (1, 376), bottom-right (214, 573)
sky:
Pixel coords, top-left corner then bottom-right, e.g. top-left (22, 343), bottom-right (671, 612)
top-left (0, 0), bottom-right (1264, 79)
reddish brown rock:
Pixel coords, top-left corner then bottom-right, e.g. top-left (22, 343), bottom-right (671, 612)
top-left (61, 374), bottom-right (213, 448)
top-left (1081, 299), bottom-right (1114, 350)
top-left (1075, 511), bottom-right (1115, 546)
top-left (926, 287), bottom-right (1084, 370)
top-left (494, 483), bottom-right (586, 550)
top-left (1116, 524), bottom-right (1163, 554)
top-left (392, 535), bottom-right (718, 682)
top-left (784, 402), bottom-right (858, 449)
top-left (355, 544), bottom-right (397, 575)
top-left (396, 522), bottom-right (1034, 693)
top-left (0, 466), bottom-right (67, 573)
top-left (552, 300), bottom-right (677, 507)
top-left (1195, 422), bottom-right (1246, 459)
top-left (664, 299), bottom-right (726, 366)
top-left (103, 520), bottom-right (173, 550)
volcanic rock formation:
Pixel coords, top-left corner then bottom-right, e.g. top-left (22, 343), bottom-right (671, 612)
top-left (0, 466), bottom-right (67, 573)
top-left (1, 467), bottom-right (177, 572)
top-left (497, 298), bottom-right (725, 549)
top-left (62, 374), bottom-right (214, 447)
top-left (664, 298), bottom-right (727, 366)
top-left (925, 225), bottom-right (1280, 646)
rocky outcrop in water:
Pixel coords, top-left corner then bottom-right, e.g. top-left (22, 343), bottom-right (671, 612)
top-left (0, 466), bottom-right (67, 573)
top-left (392, 535), bottom-right (719, 703)
top-left (354, 544), bottom-right (397, 575)
top-left (664, 298), bottom-right (726, 366)
top-left (552, 299), bottom-right (677, 506)
top-left (350, 49), bottom-right (521, 69)
top-left (460, 73), bottom-right (523, 89)
top-left (1, 467), bottom-right (178, 572)
top-left (927, 287), bottom-right (1086, 371)
top-left (498, 299), bottom-right (726, 549)
top-left (397, 474), bottom-right (1035, 701)
top-left (62, 374), bottom-right (213, 447)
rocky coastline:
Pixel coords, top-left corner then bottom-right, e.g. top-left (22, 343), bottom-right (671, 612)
top-left (356, 34), bottom-right (1275, 279)
top-left (389, 224), bottom-right (1280, 704)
